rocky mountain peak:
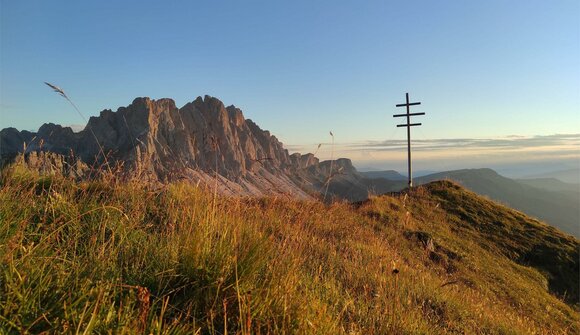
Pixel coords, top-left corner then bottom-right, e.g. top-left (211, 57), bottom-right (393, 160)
top-left (0, 95), bottom-right (389, 201)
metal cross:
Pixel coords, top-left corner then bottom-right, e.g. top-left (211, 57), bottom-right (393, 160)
top-left (394, 93), bottom-right (425, 188)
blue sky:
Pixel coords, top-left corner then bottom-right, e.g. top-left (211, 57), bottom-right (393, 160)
top-left (1, 1), bottom-right (579, 173)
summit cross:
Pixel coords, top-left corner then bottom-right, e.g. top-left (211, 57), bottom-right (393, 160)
top-left (393, 93), bottom-right (425, 188)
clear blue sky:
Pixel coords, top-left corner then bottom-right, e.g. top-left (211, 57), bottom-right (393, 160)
top-left (1, 1), bottom-right (579, 172)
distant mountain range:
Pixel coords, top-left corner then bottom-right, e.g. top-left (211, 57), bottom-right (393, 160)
top-left (1, 95), bottom-right (577, 237)
top-left (360, 170), bottom-right (406, 181)
top-left (523, 168), bottom-right (580, 184)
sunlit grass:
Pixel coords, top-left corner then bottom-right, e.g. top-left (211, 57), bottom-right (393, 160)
top-left (0, 164), bottom-right (578, 334)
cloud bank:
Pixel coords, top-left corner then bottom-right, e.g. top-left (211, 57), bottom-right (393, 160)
top-left (348, 134), bottom-right (580, 152)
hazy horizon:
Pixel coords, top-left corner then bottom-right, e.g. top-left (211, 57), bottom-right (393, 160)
top-left (5, 111), bottom-right (578, 179)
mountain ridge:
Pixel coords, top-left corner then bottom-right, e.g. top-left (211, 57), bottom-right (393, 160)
top-left (0, 96), bottom-right (417, 202)
top-left (1, 96), bottom-right (348, 199)
top-left (524, 168), bottom-right (580, 184)
top-left (2, 96), bottom-right (578, 238)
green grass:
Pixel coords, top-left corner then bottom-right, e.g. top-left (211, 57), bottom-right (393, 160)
top-left (0, 165), bottom-right (578, 334)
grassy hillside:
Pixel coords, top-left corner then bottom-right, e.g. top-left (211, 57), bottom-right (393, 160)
top-left (1, 166), bottom-right (578, 334)
top-left (415, 168), bottom-right (580, 237)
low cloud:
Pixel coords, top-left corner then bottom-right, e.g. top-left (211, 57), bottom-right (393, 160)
top-left (347, 134), bottom-right (580, 152)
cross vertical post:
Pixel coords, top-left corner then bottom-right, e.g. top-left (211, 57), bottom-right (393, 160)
top-left (394, 93), bottom-right (425, 188)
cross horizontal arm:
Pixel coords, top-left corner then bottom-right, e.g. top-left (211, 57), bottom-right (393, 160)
top-left (397, 123), bottom-right (422, 127)
top-left (393, 112), bottom-right (426, 118)
top-left (396, 102), bottom-right (421, 107)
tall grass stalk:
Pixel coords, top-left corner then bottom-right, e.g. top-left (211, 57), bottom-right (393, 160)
top-left (44, 82), bottom-right (111, 172)
top-left (323, 131), bottom-right (334, 202)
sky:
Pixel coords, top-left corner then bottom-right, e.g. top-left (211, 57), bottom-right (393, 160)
top-left (1, 1), bottom-right (579, 175)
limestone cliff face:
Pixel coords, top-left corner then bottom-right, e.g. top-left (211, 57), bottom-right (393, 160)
top-left (73, 96), bottom-right (297, 179)
top-left (0, 95), bottom-right (393, 200)
top-left (1, 96), bottom-right (307, 196)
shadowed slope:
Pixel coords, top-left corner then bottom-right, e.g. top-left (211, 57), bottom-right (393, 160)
top-left (413, 181), bottom-right (579, 305)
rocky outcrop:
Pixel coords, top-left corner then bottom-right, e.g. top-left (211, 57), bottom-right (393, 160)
top-left (19, 151), bottom-right (89, 178)
top-left (0, 95), bottom-right (401, 200)
top-left (0, 127), bottom-right (35, 155)
top-left (292, 157), bottom-right (403, 201)
top-left (289, 153), bottom-right (319, 169)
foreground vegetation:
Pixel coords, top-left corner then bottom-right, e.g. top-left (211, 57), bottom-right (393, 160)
top-left (1, 166), bottom-right (578, 334)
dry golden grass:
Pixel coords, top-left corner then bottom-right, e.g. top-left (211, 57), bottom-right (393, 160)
top-left (0, 164), bottom-right (578, 334)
